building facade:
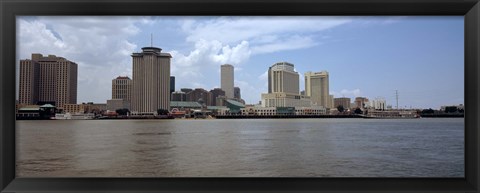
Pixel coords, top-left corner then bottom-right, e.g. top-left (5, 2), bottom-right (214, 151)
top-left (170, 76), bottom-right (175, 95)
top-left (328, 95), bottom-right (334, 109)
top-left (268, 62), bottom-right (299, 95)
top-left (234, 87), bottom-right (241, 100)
top-left (171, 91), bottom-right (187, 101)
top-left (366, 97), bottom-right (387, 110)
top-left (112, 76), bottom-right (132, 107)
top-left (262, 62), bottom-right (312, 108)
top-left (354, 97), bottom-right (369, 109)
top-left (305, 71), bottom-right (329, 108)
top-left (131, 47), bottom-right (171, 113)
top-left (210, 88), bottom-right (226, 106)
top-left (334, 97), bottom-right (351, 109)
top-left (221, 64), bottom-right (234, 98)
top-left (107, 99), bottom-right (130, 111)
top-left (19, 54), bottom-right (77, 108)
top-left (186, 88), bottom-right (213, 106)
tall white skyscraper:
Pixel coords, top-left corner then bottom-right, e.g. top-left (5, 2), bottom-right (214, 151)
top-left (131, 47), bottom-right (171, 113)
top-left (221, 64), bottom-right (234, 98)
top-left (305, 71), bottom-right (329, 107)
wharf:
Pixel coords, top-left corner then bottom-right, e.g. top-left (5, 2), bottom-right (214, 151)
top-left (215, 115), bottom-right (363, 119)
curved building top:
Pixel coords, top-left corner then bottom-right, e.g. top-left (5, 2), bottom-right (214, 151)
top-left (270, 61), bottom-right (296, 72)
top-left (132, 46), bottom-right (172, 58)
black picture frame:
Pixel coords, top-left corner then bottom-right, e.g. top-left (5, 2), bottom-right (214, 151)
top-left (1, 0), bottom-right (479, 192)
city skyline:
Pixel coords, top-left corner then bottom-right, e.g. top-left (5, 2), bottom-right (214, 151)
top-left (16, 16), bottom-right (464, 109)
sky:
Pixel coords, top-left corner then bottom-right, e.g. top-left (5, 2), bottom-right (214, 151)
top-left (16, 16), bottom-right (464, 109)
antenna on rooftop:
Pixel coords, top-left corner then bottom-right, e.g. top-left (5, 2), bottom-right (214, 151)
top-left (150, 33), bottom-right (153, 47)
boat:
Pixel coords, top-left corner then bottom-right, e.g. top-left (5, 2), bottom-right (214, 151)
top-left (53, 113), bottom-right (95, 120)
top-left (54, 113), bottom-right (71, 120)
top-left (70, 113), bottom-right (95, 120)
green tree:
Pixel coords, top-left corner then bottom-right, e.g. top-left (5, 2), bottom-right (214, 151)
top-left (421, 108), bottom-right (434, 114)
top-left (337, 105), bottom-right (345, 113)
top-left (444, 106), bottom-right (458, 113)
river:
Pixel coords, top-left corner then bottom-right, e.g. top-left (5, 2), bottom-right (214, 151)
top-left (16, 118), bottom-right (464, 177)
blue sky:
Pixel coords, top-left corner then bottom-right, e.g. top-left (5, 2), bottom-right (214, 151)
top-left (16, 16), bottom-right (464, 109)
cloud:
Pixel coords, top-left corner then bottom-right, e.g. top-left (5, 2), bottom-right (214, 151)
top-left (181, 16), bottom-right (351, 55)
top-left (170, 39), bottom-right (251, 82)
top-left (17, 16), bottom-right (142, 103)
top-left (331, 89), bottom-right (362, 98)
top-left (182, 16), bottom-right (351, 44)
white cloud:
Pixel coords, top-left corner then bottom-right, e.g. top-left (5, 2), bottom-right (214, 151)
top-left (17, 16), bottom-right (141, 103)
top-left (331, 89), bottom-right (362, 98)
top-left (183, 16), bottom-right (351, 44)
top-left (170, 39), bottom-right (252, 91)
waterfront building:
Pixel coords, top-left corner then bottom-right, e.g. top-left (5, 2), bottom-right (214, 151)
top-left (63, 104), bottom-right (88, 113)
top-left (328, 95), bottom-right (334, 109)
top-left (365, 97), bottom-right (387, 110)
top-left (107, 99), bottom-right (130, 111)
top-left (234, 87), bottom-right (241, 100)
top-left (112, 76), bottom-right (132, 109)
top-left (334, 97), bottom-right (351, 109)
top-left (186, 88), bottom-right (213, 106)
top-left (261, 92), bottom-right (312, 108)
top-left (171, 91), bottom-right (187, 101)
top-left (216, 95), bottom-right (228, 106)
top-left (268, 62), bottom-right (299, 94)
top-left (19, 54), bottom-right (77, 108)
top-left (221, 64), bottom-right (234, 98)
top-left (210, 88), bottom-right (226, 106)
top-left (354, 97), bottom-right (369, 109)
top-left (440, 104), bottom-right (464, 112)
top-left (261, 62), bottom-right (312, 108)
top-left (240, 106), bottom-right (326, 116)
top-left (170, 101), bottom-right (203, 111)
top-left (64, 102), bottom-right (107, 114)
top-left (131, 47), bottom-right (171, 114)
top-left (305, 71), bottom-right (329, 108)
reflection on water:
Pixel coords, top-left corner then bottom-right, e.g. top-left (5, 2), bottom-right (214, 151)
top-left (16, 118), bottom-right (464, 177)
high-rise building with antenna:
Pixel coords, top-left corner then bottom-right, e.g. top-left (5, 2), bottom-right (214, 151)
top-left (131, 46), bottom-right (171, 114)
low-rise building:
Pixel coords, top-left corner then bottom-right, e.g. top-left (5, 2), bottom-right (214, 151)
top-left (261, 92), bottom-right (312, 108)
top-left (107, 99), bottom-right (130, 111)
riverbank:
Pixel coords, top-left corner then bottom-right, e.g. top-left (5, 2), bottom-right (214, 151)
top-left (215, 114), bottom-right (363, 119)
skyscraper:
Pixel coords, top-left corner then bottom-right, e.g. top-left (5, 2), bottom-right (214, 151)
top-left (262, 62), bottom-right (311, 108)
top-left (221, 64), bottom-right (234, 98)
top-left (268, 62), bottom-right (299, 94)
top-left (110, 76), bottom-right (132, 110)
top-left (305, 71), bottom-right (329, 108)
top-left (234, 87), bottom-right (241, 99)
top-left (112, 76), bottom-right (132, 102)
top-left (170, 76), bottom-right (175, 94)
top-left (131, 47), bottom-right (171, 113)
top-left (19, 53), bottom-right (77, 108)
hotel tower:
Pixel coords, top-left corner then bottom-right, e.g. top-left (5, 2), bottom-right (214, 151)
top-left (221, 64), bottom-right (234, 98)
top-left (305, 71), bottom-right (330, 108)
top-left (131, 47), bottom-right (171, 114)
top-left (18, 53), bottom-right (77, 108)
top-left (262, 62), bottom-right (311, 107)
